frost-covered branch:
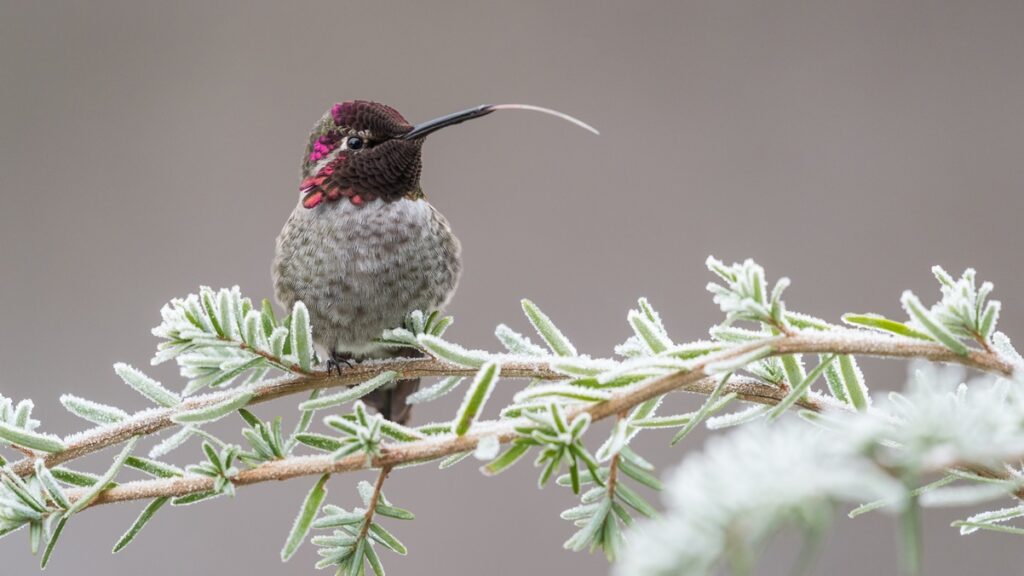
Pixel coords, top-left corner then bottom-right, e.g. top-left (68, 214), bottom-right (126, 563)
top-left (7, 329), bottom-right (1012, 482)
top-left (23, 330), bottom-right (1017, 511)
top-left (2, 259), bottom-right (1022, 575)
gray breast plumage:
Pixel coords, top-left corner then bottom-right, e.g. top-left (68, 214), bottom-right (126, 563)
top-left (273, 197), bottom-right (461, 359)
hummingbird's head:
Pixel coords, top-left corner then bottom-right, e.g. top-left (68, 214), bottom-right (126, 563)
top-left (298, 101), bottom-right (599, 209)
top-left (299, 101), bottom-right (420, 209)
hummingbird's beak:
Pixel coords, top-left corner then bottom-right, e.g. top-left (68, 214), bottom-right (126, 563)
top-left (401, 104), bottom-right (599, 140)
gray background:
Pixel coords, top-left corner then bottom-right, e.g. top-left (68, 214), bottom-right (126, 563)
top-left (2, 1), bottom-right (1023, 574)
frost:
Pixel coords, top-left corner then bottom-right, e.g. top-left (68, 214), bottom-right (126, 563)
top-left (704, 403), bottom-right (769, 430)
top-left (407, 376), bottom-right (464, 406)
top-left (59, 395), bottom-right (129, 426)
top-left (495, 324), bottom-right (548, 356)
top-left (473, 435), bottom-right (500, 461)
top-left (617, 422), bottom-right (901, 576)
top-left (845, 363), bottom-right (1024, 471)
top-left (149, 426), bottom-right (196, 459)
top-left (705, 256), bottom-right (790, 328)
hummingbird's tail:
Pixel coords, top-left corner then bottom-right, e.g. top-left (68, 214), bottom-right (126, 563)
top-left (365, 378), bottom-right (420, 426)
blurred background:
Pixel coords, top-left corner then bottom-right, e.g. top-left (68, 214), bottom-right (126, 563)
top-left (2, 1), bottom-right (1023, 574)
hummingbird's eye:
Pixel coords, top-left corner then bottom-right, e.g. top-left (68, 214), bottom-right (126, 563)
top-left (346, 136), bottom-right (364, 150)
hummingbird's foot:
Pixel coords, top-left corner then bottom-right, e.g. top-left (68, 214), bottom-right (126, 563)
top-left (325, 355), bottom-right (354, 376)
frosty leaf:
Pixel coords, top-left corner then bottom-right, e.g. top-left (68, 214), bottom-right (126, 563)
top-left (548, 356), bottom-right (619, 377)
top-left (925, 266), bottom-right (1002, 344)
top-left (618, 458), bottom-right (662, 491)
top-left (705, 404), bottom-right (770, 430)
top-left (957, 505), bottom-right (1024, 535)
top-left (0, 421), bottom-right (65, 454)
top-left (705, 257), bottom-right (790, 328)
top-left (513, 384), bottom-right (612, 404)
top-left (368, 522), bottom-right (407, 555)
top-left (33, 460), bottom-right (70, 509)
top-left (112, 497), bottom-right (170, 553)
top-left (125, 456), bottom-right (183, 479)
top-left (453, 361), bottom-right (501, 436)
top-left (407, 376), bottom-right (463, 405)
top-left (289, 302), bottom-right (314, 372)
top-left (848, 475), bottom-right (956, 518)
top-left (670, 374), bottom-right (735, 445)
top-left (417, 334), bottom-right (490, 367)
top-left (40, 514), bottom-right (68, 569)
top-left (495, 324), bottom-right (548, 356)
top-left (59, 395), bottom-right (128, 426)
top-left (628, 309), bottom-right (672, 354)
top-left (950, 520), bottom-right (1024, 536)
top-left (767, 355), bottom-right (836, 419)
top-left (67, 436), bottom-right (140, 515)
top-left (838, 355), bottom-right (869, 411)
top-left (919, 483), bottom-right (1013, 508)
top-left (521, 299), bottom-right (577, 357)
top-left (172, 391), bottom-right (254, 424)
top-left (438, 451), bottom-right (473, 469)
top-left (281, 474), bottom-right (330, 562)
top-left (703, 345), bottom-right (772, 376)
top-left (841, 314), bottom-right (933, 341)
top-left (482, 441), bottom-right (533, 476)
top-left (113, 363), bottom-right (181, 408)
top-left (901, 291), bottom-right (970, 356)
top-left (49, 467), bottom-right (104, 488)
top-left (298, 372), bottom-right (399, 411)
top-left (149, 426), bottom-right (196, 459)
top-left (294, 433), bottom-right (344, 453)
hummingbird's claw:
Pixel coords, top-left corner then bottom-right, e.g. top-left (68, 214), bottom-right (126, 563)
top-left (325, 355), bottom-right (353, 376)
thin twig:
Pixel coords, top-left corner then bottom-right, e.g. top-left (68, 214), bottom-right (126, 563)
top-left (358, 466), bottom-right (391, 541)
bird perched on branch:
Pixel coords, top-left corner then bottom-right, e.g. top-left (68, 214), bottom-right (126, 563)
top-left (273, 100), bottom-right (596, 424)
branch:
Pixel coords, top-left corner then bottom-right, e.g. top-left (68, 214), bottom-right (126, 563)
top-left (9, 359), bottom-right (562, 477)
top-left (58, 330), bottom-right (1014, 510)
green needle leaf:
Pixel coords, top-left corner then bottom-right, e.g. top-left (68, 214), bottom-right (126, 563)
top-left (290, 302), bottom-right (314, 372)
top-left (297, 372), bottom-right (399, 411)
top-left (628, 310), bottom-right (671, 354)
top-left (67, 436), bottom-right (140, 515)
top-left (172, 391), bottom-right (254, 424)
top-left (453, 361), bottom-right (501, 436)
top-left (521, 299), bottom-right (577, 357)
top-left (59, 395), bottom-right (129, 425)
top-left (901, 291), bottom-right (969, 356)
top-left (281, 474), bottom-right (330, 562)
top-left (294, 433), bottom-right (345, 452)
top-left (482, 441), bottom-right (532, 476)
top-left (417, 335), bottom-right (490, 367)
top-left (841, 314), bottom-right (934, 341)
top-left (34, 461), bottom-right (70, 509)
top-left (40, 514), bottom-right (68, 569)
top-left (112, 497), bottom-right (170, 553)
top-left (0, 422), bottom-right (65, 454)
top-left (114, 363), bottom-right (181, 407)
top-left (368, 523), bottom-right (407, 555)
top-left (768, 355), bottom-right (837, 419)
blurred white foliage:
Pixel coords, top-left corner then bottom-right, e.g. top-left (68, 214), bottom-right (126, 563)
top-left (617, 421), bottom-right (901, 576)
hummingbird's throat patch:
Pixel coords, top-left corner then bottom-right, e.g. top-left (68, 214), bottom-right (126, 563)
top-left (300, 151), bottom-right (369, 208)
top-left (301, 186), bottom-right (368, 209)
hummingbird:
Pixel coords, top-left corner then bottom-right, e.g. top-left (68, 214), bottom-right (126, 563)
top-left (273, 101), bottom-right (597, 424)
